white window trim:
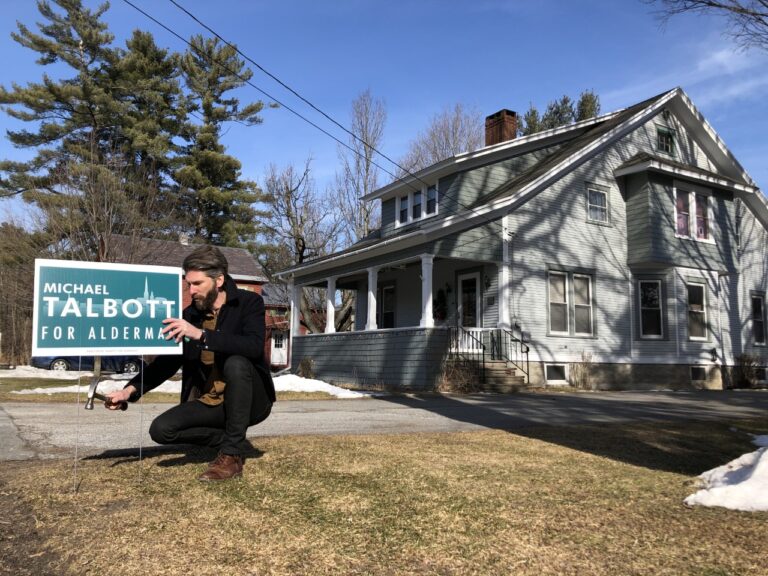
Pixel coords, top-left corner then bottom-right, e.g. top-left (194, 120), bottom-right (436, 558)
top-left (686, 281), bottom-right (708, 341)
top-left (573, 274), bottom-right (593, 336)
top-left (586, 186), bottom-right (609, 224)
top-left (673, 181), bottom-right (715, 245)
top-left (395, 183), bottom-right (439, 227)
top-left (544, 363), bottom-right (569, 385)
top-left (656, 125), bottom-right (676, 156)
top-left (548, 271), bottom-right (570, 335)
top-left (638, 279), bottom-right (664, 340)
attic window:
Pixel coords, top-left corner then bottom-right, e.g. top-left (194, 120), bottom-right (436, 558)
top-left (396, 183), bottom-right (439, 227)
top-left (656, 127), bottom-right (676, 156)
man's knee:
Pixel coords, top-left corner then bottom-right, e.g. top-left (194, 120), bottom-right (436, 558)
top-left (222, 355), bottom-right (255, 385)
top-left (149, 415), bottom-right (174, 444)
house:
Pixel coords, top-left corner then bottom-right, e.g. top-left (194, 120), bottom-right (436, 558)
top-left (112, 235), bottom-right (287, 371)
top-left (277, 88), bottom-right (767, 391)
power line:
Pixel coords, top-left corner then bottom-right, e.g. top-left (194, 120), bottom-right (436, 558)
top-left (163, 0), bottom-right (520, 245)
top-left (122, 0), bottom-right (519, 251)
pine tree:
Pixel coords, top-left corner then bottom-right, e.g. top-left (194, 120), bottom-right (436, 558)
top-left (541, 95), bottom-right (575, 130)
top-left (575, 90), bottom-right (601, 121)
top-left (175, 35), bottom-right (268, 247)
top-left (520, 103), bottom-right (542, 136)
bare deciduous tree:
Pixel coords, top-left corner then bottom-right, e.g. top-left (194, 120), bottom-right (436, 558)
top-left (399, 103), bottom-right (484, 174)
top-left (260, 160), bottom-right (345, 333)
top-left (334, 89), bottom-right (386, 247)
top-left (647, 0), bottom-right (768, 51)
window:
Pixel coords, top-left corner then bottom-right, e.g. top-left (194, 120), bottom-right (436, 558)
top-left (426, 184), bottom-right (437, 214)
top-left (548, 272), bottom-right (569, 334)
top-left (675, 187), bottom-right (712, 242)
top-left (690, 366), bottom-right (706, 382)
top-left (273, 333), bottom-right (284, 348)
top-left (545, 364), bottom-right (568, 383)
top-left (687, 282), bottom-right (707, 340)
top-left (573, 275), bottom-right (593, 335)
top-left (548, 271), bottom-right (595, 336)
top-left (376, 284), bottom-right (395, 328)
top-left (587, 187), bottom-right (608, 223)
top-left (676, 192), bottom-right (690, 236)
top-left (752, 295), bottom-right (766, 345)
top-left (657, 127), bottom-right (675, 155)
top-left (399, 195), bottom-right (408, 224)
top-left (395, 183), bottom-right (438, 226)
top-left (412, 190), bottom-right (422, 220)
top-left (639, 280), bottom-right (663, 338)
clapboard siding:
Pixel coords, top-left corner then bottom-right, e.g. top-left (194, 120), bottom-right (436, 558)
top-left (291, 328), bottom-right (452, 390)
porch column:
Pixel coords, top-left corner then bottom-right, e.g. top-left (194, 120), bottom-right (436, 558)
top-left (288, 279), bottom-right (300, 362)
top-left (365, 267), bottom-right (378, 331)
top-left (498, 214), bottom-right (511, 328)
top-left (420, 254), bottom-right (434, 328)
top-left (325, 276), bottom-right (337, 333)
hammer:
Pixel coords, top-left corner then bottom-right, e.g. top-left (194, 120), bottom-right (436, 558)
top-left (84, 378), bottom-right (127, 411)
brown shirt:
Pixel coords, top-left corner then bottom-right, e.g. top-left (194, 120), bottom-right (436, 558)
top-left (198, 310), bottom-right (225, 406)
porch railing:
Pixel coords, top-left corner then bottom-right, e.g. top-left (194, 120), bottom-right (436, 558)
top-left (448, 326), bottom-right (485, 385)
top-left (489, 327), bottom-right (530, 383)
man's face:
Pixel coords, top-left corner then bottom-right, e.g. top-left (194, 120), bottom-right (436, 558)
top-left (185, 270), bottom-right (223, 311)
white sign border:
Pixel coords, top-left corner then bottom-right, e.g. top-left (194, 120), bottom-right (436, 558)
top-left (32, 259), bottom-right (184, 357)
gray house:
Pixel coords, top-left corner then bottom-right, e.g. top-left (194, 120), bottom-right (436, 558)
top-left (278, 88), bottom-right (768, 391)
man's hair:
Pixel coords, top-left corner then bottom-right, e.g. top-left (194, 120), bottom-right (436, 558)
top-left (182, 245), bottom-right (229, 279)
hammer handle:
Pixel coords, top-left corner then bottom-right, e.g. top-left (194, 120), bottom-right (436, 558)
top-left (94, 392), bottom-right (128, 411)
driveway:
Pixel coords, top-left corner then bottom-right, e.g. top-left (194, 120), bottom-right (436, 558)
top-left (2, 389), bottom-right (767, 461)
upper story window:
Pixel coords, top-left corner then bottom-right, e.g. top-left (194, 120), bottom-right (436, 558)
top-left (674, 185), bottom-right (713, 243)
top-left (586, 186), bottom-right (608, 223)
top-left (396, 183), bottom-right (439, 227)
top-left (656, 127), bottom-right (676, 156)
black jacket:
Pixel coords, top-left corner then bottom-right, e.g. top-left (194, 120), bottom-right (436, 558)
top-left (127, 274), bottom-right (276, 404)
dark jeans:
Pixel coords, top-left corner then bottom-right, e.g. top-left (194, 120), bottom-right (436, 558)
top-left (149, 356), bottom-right (272, 455)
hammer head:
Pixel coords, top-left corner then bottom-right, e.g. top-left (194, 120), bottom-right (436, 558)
top-left (84, 378), bottom-right (126, 411)
top-left (84, 378), bottom-right (101, 410)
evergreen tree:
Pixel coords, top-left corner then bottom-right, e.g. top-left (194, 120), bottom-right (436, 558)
top-left (520, 103), bottom-right (542, 136)
top-left (541, 95), bottom-right (575, 130)
top-left (175, 35), bottom-right (268, 247)
top-left (575, 90), bottom-right (601, 121)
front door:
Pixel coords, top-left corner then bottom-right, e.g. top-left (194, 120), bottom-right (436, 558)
top-left (458, 272), bottom-right (481, 328)
top-left (270, 332), bottom-right (288, 366)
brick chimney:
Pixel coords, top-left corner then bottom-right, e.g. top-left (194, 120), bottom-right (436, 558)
top-left (485, 109), bottom-right (518, 147)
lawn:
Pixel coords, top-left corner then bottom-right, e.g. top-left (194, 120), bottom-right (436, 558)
top-left (1, 419), bottom-right (766, 575)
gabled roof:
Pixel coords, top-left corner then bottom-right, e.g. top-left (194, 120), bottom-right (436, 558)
top-left (279, 87), bottom-right (764, 278)
top-left (110, 235), bottom-right (267, 282)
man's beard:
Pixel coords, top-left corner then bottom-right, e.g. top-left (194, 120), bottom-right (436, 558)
top-left (194, 284), bottom-right (219, 311)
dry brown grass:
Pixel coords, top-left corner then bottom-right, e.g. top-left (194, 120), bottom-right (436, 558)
top-left (1, 420), bottom-right (767, 576)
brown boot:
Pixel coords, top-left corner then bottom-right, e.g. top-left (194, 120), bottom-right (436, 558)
top-left (198, 453), bottom-right (243, 482)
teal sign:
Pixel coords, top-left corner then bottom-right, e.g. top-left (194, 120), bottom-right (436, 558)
top-left (33, 259), bottom-right (183, 356)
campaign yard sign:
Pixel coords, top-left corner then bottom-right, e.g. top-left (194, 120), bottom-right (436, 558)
top-left (33, 259), bottom-right (183, 356)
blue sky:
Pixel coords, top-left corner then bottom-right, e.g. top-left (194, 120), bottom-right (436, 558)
top-left (1, 0), bottom-right (767, 224)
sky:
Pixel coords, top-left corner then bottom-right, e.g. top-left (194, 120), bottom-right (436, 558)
top-left (1, 0), bottom-right (768, 225)
top-left (4, 364), bottom-right (768, 513)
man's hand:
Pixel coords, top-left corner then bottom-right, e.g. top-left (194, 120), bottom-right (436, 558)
top-left (161, 318), bottom-right (203, 343)
top-left (105, 386), bottom-right (135, 410)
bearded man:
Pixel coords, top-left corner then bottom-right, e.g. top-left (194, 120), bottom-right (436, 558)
top-left (106, 245), bottom-right (275, 481)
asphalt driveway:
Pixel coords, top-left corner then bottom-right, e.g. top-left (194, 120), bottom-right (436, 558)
top-left (2, 389), bottom-right (767, 461)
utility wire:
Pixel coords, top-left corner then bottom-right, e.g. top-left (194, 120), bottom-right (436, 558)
top-left (119, 0), bottom-right (420, 194)
top-left (123, 0), bottom-right (524, 251)
top-left (163, 0), bottom-right (520, 244)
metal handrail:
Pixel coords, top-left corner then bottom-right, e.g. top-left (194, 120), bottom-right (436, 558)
top-left (489, 327), bottom-right (530, 383)
top-left (448, 326), bottom-right (486, 384)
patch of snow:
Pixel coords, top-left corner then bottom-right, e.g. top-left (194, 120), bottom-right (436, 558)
top-left (684, 434), bottom-right (768, 512)
top-left (6, 366), bottom-right (371, 399)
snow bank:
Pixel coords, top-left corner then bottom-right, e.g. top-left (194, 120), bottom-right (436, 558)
top-left (684, 435), bottom-right (768, 512)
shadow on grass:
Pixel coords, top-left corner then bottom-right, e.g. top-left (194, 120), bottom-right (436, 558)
top-left (83, 444), bottom-right (265, 468)
top-left (384, 390), bottom-right (768, 474)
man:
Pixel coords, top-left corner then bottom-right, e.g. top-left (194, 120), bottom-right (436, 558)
top-left (106, 245), bottom-right (275, 481)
